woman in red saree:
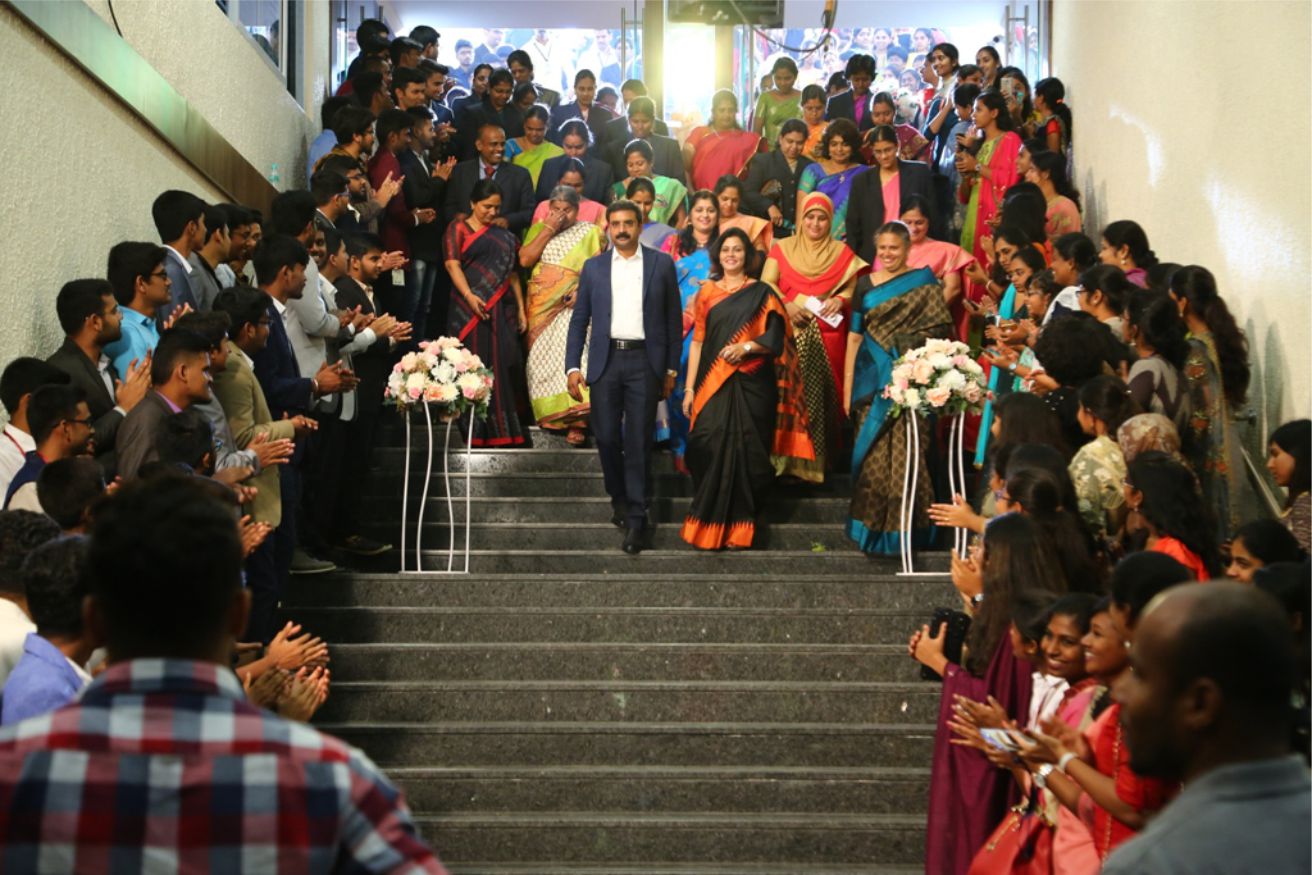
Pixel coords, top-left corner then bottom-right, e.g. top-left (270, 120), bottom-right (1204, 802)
top-left (761, 192), bottom-right (866, 481)
top-left (443, 178), bottom-right (529, 447)
top-left (957, 90), bottom-right (1022, 304)
top-left (683, 89), bottom-right (766, 193)
top-left (680, 228), bottom-right (814, 550)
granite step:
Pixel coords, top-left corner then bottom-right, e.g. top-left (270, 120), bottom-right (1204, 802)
top-left (359, 494), bottom-right (854, 525)
top-left (316, 680), bottom-right (940, 724)
top-left (320, 721), bottom-right (937, 768)
top-left (364, 521), bottom-right (865, 552)
top-left (445, 865), bottom-right (922, 875)
top-left (412, 811), bottom-right (924, 865)
top-left (293, 606), bottom-right (929, 645)
top-left (328, 642), bottom-right (923, 683)
top-left (359, 470), bottom-right (859, 499)
top-left (381, 548), bottom-right (932, 575)
top-left (389, 764), bottom-right (929, 815)
top-left (284, 572), bottom-right (955, 611)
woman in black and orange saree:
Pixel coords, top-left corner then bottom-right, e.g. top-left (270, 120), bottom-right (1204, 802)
top-left (680, 228), bottom-right (815, 550)
top-left (443, 179), bottom-right (529, 447)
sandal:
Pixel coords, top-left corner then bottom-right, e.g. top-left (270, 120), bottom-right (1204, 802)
top-left (566, 427), bottom-right (587, 446)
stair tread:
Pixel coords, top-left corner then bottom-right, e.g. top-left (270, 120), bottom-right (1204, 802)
top-left (415, 811), bottom-right (924, 827)
top-left (332, 679), bottom-right (930, 691)
top-left (387, 764), bottom-right (929, 777)
top-left (445, 866), bottom-right (922, 875)
top-left (321, 720), bottom-right (936, 732)
top-left (302, 605), bottom-right (935, 616)
top-left (332, 642), bottom-right (909, 651)
top-left (310, 571), bottom-right (949, 582)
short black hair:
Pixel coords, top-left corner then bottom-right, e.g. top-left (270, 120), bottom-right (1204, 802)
top-left (391, 66), bottom-right (427, 100)
top-left (389, 36), bottom-right (422, 65)
top-left (506, 49), bottom-right (532, 69)
top-left (1233, 519), bottom-right (1306, 566)
top-left (409, 25), bottom-right (439, 49)
top-left (106, 241), bottom-right (168, 306)
top-left (252, 234), bottom-right (309, 286)
top-left (319, 95), bottom-right (354, 130)
top-left (21, 535), bottom-right (89, 639)
top-left (156, 408), bottom-right (213, 470)
top-left (173, 311), bottom-right (231, 349)
top-left (375, 108), bottom-right (415, 147)
top-left (212, 287), bottom-right (268, 339)
top-left (150, 328), bottom-right (212, 386)
top-left (344, 231), bottom-right (385, 260)
top-left (406, 106), bottom-right (434, 129)
top-left (270, 190), bottom-right (318, 237)
top-left (0, 510), bottom-right (61, 596)
top-left (151, 190), bottom-right (207, 242)
top-left (417, 59), bottom-right (449, 77)
top-left (27, 384), bottom-right (86, 445)
top-left (620, 79), bottom-right (647, 96)
top-left (201, 203), bottom-right (228, 245)
top-left (356, 18), bottom-right (388, 46)
top-left (953, 82), bottom-right (982, 108)
top-left (319, 154), bottom-right (365, 180)
top-left (310, 169), bottom-right (349, 207)
top-left (0, 358), bottom-right (69, 416)
top-left (36, 457), bottom-right (106, 531)
top-left (55, 279), bottom-right (115, 337)
top-left (219, 202), bottom-right (255, 231)
top-left (87, 476), bottom-right (244, 660)
top-left (332, 105), bottom-right (376, 146)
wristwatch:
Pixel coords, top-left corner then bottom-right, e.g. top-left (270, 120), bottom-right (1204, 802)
top-left (1034, 763), bottom-right (1055, 788)
top-left (970, 593), bottom-right (984, 608)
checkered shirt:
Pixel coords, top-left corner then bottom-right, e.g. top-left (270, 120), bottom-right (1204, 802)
top-left (0, 658), bottom-right (446, 874)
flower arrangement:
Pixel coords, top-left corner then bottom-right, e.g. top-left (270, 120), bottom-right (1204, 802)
top-left (384, 337), bottom-right (494, 420)
top-left (884, 338), bottom-right (987, 418)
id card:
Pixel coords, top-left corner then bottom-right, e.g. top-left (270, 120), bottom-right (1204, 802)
top-left (805, 296), bottom-right (844, 329)
top-left (391, 269), bottom-right (405, 286)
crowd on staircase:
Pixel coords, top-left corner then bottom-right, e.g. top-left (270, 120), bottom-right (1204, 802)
top-left (0, 12), bottom-right (1306, 874)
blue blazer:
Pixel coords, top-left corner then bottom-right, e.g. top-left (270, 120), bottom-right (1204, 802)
top-left (566, 246), bottom-right (681, 384)
top-left (251, 300), bottom-right (313, 420)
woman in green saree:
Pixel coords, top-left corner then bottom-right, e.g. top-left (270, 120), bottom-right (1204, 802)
top-left (611, 138), bottom-right (687, 227)
top-left (506, 105), bottom-right (565, 190)
top-left (844, 221), bottom-right (955, 555)
top-left (520, 184), bottom-right (606, 445)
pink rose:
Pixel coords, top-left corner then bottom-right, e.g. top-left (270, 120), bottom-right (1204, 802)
top-left (926, 387), bottom-right (951, 407)
top-left (911, 359), bottom-right (935, 384)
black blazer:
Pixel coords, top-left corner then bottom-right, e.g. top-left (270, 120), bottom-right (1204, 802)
top-left (536, 153), bottom-right (614, 205)
top-left (453, 102), bottom-right (525, 162)
top-left (825, 90), bottom-right (876, 133)
top-left (845, 160), bottom-right (936, 263)
top-left (603, 114), bottom-right (671, 150)
top-left (397, 149), bottom-right (446, 262)
top-left (332, 277), bottom-right (391, 390)
top-left (740, 150), bottom-right (817, 235)
top-left (442, 161), bottom-right (536, 234)
top-left (548, 102), bottom-right (616, 150)
top-left (566, 246), bottom-right (681, 384)
top-left (46, 338), bottom-right (122, 475)
top-left (603, 133), bottom-right (686, 188)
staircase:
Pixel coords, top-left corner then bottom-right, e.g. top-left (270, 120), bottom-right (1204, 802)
top-left (284, 420), bottom-right (954, 873)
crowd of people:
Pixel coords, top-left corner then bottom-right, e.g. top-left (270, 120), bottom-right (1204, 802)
top-left (0, 13), bottom-right (1305, 873)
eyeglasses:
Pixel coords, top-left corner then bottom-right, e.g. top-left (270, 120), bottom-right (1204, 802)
top-left (149, 270), bottom-right (169, 280)
top-left (64, 416), bottom-right (94, 427)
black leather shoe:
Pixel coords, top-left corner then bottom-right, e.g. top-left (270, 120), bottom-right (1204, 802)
top-left (622, 526), bottom-right (644, 554)
top-left (610, 513), bottom-right (625, 528)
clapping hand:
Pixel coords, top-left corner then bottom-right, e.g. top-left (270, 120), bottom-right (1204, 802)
top-left (162, 303), bottom-right (194, 331)
top-left (950, 550), bottom-right (984, 604)
top-left (379, 251), bottom-right (409, 272)
top-left (249, 431), bottom-right (295, 468)
top-left (238, 514), bottom-right (273, 558)
top-left (284, 413), bottom-right (318, 439)
top-left (266, 621), bottom-right (330, 670)
top-left (115, 353), bottom-right (152, 411)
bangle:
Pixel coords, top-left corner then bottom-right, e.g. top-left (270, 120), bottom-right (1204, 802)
top-left (1034, 763), bottom-right (1055, 788)
top-left (1057, 751), bottom-right (1078, 774)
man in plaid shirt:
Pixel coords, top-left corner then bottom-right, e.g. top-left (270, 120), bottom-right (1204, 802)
top-left (0, 476), bottom-right (446, 874)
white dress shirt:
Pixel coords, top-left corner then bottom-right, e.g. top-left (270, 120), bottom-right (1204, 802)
top-left (0, 598), bottom-right (36, 690)
top-left (0, 424), bottom-right (35, 501)
top-left (610, 246), bottom-right (645, 341)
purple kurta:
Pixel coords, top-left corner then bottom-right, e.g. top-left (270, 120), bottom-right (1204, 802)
top-left (924, 642), bottom-right (1036, 875)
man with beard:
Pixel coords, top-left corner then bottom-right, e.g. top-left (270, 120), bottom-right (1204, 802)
top-left (47, 280), bottom-right (151, 480)
top-left (1105, 582), bottom-right (1311, 874)
top-left (216, 203), bottom-right (258, 287)
top-left (4, 386), bottom-right (95, 512)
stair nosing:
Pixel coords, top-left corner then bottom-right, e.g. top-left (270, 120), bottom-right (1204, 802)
top-left (330, 679), bottom-right (932, 692)
top-left (384, 764), bottom-right (930, 778)
top-left (296, 605), bottom-right (936, 616)
top-left (411, 811), bottom-right (925, 827)
top-left (319, 720), bottom-right (937, 733)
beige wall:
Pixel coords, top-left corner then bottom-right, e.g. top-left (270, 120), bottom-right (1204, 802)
top-left (1053, 0), bottom-right (1311, 442)
top-left (0, 0), bottom-right (327, 365)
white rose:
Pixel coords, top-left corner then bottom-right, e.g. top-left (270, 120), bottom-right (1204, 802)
top-left (903, 388), bottom-right (921, 408)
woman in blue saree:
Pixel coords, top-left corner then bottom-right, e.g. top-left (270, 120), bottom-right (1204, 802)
top-left (797, 118), bottom-right (871, 243)
top-left (844, 221), bottom-right (954, 554)
top-left (661, 190), bottom-right (720, 468)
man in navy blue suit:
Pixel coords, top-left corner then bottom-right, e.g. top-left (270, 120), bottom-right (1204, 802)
top-left (565, 201), bottom-right (680, 554)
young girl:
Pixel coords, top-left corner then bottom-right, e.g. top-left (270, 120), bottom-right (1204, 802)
top-left (1226, 519), bottom-right (1306, 583)
top-left (1268, 419), bottom-right (1311, 552)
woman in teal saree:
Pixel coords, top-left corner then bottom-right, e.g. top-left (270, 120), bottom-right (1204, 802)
top-left (844, 222), bottom-right (955, 555)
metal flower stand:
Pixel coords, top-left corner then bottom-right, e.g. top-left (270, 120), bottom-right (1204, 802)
top-left (399, 403), bottom-right (474, 575)
top-left (897, 413), bottom-right (968, 576)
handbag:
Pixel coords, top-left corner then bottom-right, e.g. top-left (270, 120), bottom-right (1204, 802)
top-left (919, 607), bottom-right (971, 681)
top-left (965, 789), bottom-right (1054, 875)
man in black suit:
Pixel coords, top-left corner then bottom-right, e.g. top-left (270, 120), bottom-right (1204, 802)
top-left (845, 140), bottom-right (936, 264)
top-left (603, 97), bottom-right (685, 185)
top-left (46, 280), bottom-right (151, 479)
top-left (548, 69), bottom-right (615, 149)
top-left (536, 121), bottom-right (614, 205)
top-left (565, 201), bottom-right (681, 555)
top-left (825, 54), bottom-right (878, 134)
top-left (398, 108), bottom-right (454, 338)
top-left (442, 123), bottom-right (535, 233)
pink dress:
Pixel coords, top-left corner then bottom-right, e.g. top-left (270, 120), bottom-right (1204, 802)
top-left (1044, 196), bottom-right (1082, 240)
top-left (881, 174), bottom-right (901, 224)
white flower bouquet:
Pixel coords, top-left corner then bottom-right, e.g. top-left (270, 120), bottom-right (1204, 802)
top-left (384, 337), bottom-right (494, 420)
top-left (884, 338), bottom-right (987, 418)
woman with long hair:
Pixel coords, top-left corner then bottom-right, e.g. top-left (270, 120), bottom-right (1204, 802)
top-left (680, 228), bottom-right (813, 549)
top-left (1004, 455), bottom-right (1105, 593)
top-left (1071, 376), bottom-right (1139, 541)
top-left (519, 185), bottom-right (605, 444)
top-left (751, 56), bottom-right (802, 142)
top-left (1169, 265), bottom-right (1253, 537)
top-left (1033, 77), bottom-right (1073, 155)
top-left (1226, 519), bottom-right (1306, 583)
top-left (1049, 231), bottom-right (1098, 314)
top-left (845, 222), bottom-right (954, 554)
top-left (683, 89), bottom-right (766, 192)
top-left (956, 90), bottom-right (1023, 300)
top-left (975, 45), bottom-right (1001, 88)
top-left (1268, 419), bottom-right (1311, 551)
top-left (1125, 290), bottom-right (1191, 433)
top-left (611, 139), bottom-right (687, 227)
top-left (910, 512), bottom-right (1066, 875)
top-left (454, 67), bottom-right (523, 159)
top-left (713, 175), bottom-right (772, 252)
top-left (504, 104), bottom-right (564, 189)
top-left (1076, 263), bottom-right (1132, 340)
top-left (996, 66), bottom-right (1039, 136)
top-left (761, 192), bottom-right (867, 481)
top-left (1026, 149), bottom-right (1081, 239)
top-left (1124, 450), bottom-right (1221, 579)
top-left (661, 190), bottom-right (721, 468)
top-left (797, 118), bottom-right (871, 242)
top-left (866, 91), bottom-right (930, 162)
top-left (1100, 220), bottom-right (1158, 287)
top-left (443, 179), bottom-right (528, 446)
